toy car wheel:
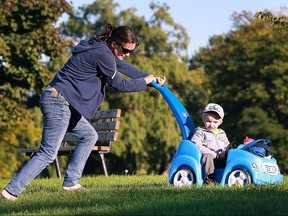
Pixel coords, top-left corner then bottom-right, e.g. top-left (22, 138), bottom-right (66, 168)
top-left (173, 168), bottom-right (194, 186)
top-left (227, 168), bottom-right (251, 187)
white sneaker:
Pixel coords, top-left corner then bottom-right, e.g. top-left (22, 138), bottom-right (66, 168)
top-left (62, 184), bottom-right (87, 191)
top-left (1, 189), bottom-right (17, 201)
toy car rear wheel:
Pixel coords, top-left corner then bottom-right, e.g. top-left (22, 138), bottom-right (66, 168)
top-left (173, 168), bottom-right (195, 186)
top-left (227, 168), bottom-right (251, 187)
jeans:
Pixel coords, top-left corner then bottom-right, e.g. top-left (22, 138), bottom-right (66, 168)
top-left (5, 88), bottom-right (98, 196)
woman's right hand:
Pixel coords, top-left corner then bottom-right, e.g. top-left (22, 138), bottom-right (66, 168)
top-left (144, 75), bottom-right (156, 84)
top-left (144, 75), bottom-right (166, 85)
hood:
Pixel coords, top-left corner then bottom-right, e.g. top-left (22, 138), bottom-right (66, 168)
top-left (72, 40), bottom-right (108, 54)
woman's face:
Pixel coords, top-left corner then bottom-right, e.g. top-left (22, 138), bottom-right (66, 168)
top-left (111, 41), bottom-right (136, 60)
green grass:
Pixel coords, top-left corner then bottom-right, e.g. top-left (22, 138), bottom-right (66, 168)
top-left (1, 175), bottom-right (288, 215)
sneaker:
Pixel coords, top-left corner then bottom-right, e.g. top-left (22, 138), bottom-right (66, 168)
top-left (203, 178), bottom-right (215, 185)
top-left (1, 189), bottom-right (17, 201)
top-left (62, 184), bottom-right (87, 191)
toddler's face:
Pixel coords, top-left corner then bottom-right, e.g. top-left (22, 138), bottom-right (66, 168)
top-left (202, 112), bottom-right (222, 131)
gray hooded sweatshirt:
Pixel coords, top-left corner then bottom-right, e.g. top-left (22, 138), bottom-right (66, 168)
top-left (191, 126), bottom-right (230, 158)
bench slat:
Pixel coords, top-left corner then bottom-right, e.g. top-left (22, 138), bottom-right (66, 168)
top-left (92, 109), bottom-right (121, 119)
top-left (17, 131), bottom-right (118, 153)
top-left (90, 121), bottom-right (120, 131)
top-left (17, 148), bottom-right (39, 153)
top-left (58, 146), bottom-right (110, 152)
top-left (17, 146), bottom-right (110, 154)
top-left (63, 131), bottom-right (118, 142)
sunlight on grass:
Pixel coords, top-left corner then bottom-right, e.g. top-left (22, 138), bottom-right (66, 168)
top-left (1, 175), bottom-right (288, 215)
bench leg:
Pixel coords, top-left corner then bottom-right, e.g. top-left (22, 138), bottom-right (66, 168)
top-left (99, 153), bottom-right (108, 176)
top-left (54, 157), bottom-right (62, 178)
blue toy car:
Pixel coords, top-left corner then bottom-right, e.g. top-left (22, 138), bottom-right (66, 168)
top-left (151, 82), bottom-right (283, 186)
top-left (169, 139), bottom-right (283, 186)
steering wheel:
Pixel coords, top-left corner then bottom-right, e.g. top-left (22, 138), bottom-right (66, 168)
top-left (225, 141), bottom-right (239, 155)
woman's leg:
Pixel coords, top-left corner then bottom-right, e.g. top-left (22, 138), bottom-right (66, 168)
top-left (4, 89), bottom-right (71, 196)
top-left (62, 108), bottom-right (98, 187)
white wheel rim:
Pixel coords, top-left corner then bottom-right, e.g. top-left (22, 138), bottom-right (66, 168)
top-left (228, 170), bottom-right (248, 187)
top-left (173, 169), bottom-right (193, 186)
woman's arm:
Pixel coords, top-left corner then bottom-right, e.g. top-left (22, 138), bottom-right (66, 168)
top-left (116, 59), bottom-right (166, 85)
top-left (115, 58), bottom-right (148, 78)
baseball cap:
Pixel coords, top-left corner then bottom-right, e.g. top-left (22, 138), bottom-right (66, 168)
top-left (203, 103), bottom-right (224, 119)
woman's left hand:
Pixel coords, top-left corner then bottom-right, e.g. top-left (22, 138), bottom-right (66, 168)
top-left (155, 76), bottom-right (166, 85)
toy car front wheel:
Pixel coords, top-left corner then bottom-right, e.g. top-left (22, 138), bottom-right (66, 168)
top-left (173, 168), bottom-right (194, 186)
top-left (227, 168), bottom-right (251, 187)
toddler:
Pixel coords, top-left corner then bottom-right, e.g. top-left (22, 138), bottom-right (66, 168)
top-left (191, 103), bottom-right (230, 184)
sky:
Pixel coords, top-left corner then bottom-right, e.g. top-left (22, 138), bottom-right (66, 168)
top-left (68, 0), bottom-right (287, 55)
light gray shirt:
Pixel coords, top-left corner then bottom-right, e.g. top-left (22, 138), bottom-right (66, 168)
top-left (191, 126), bottom-right (230, 158)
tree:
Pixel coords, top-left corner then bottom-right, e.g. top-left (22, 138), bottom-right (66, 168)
top-left (254, 6), bottom-right (288, 31)
top-left (190, 10), bottom-right (288, 173)
top-left (0, 0), bottom-right (72, 122)
top-left (0, 0), bottom-right (71, 178)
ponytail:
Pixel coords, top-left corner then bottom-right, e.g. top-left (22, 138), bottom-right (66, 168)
top-left (89, 23), bottom-right (139, 47)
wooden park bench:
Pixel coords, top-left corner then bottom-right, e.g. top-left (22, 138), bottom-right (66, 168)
top-left (17, 109), bottom-right (121, 178)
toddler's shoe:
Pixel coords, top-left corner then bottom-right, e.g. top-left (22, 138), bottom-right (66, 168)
top-left (203, 178), bottom-right (215, 185)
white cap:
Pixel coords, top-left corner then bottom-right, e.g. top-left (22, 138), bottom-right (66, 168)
top-left (203, 103), bottom-right (224, 119)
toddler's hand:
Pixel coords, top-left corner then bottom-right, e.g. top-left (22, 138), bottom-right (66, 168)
top-left (218, 151), bottom-right (226, 159)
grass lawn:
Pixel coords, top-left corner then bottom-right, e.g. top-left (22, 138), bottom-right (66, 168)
top-left (1, 175), bottom-right (287, 215)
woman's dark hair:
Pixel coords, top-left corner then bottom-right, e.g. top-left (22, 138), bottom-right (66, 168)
top-left (89, 24), bottom-right (139, 47)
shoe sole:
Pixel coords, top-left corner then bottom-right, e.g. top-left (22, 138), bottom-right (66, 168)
top-left (1, 189), bottom-right (17, 201)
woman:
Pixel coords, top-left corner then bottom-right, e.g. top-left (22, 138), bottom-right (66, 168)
top-left (2, 24), bottom-right (166, 201)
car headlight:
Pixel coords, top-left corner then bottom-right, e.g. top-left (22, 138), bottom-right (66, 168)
top-left (251, 163), bottom-right (259, 171)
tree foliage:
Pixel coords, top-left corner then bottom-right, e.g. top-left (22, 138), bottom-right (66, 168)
top-left (190, 10), bottom-right (288, 172)
top-left (0, 0), bottom-right (71, 122)
top-left (255, 6), bottom-right (288, 31)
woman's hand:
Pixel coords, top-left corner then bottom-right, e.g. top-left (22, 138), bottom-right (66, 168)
top-left (144, 75), bottom-right (166, 85)
top-left (155, 76), bottom-right (166, 85)
top-left (144, 75), bottom-right (156, 84)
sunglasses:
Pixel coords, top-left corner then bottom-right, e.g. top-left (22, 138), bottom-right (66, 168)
top-left (118, 44), bottom-right (134, 54)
